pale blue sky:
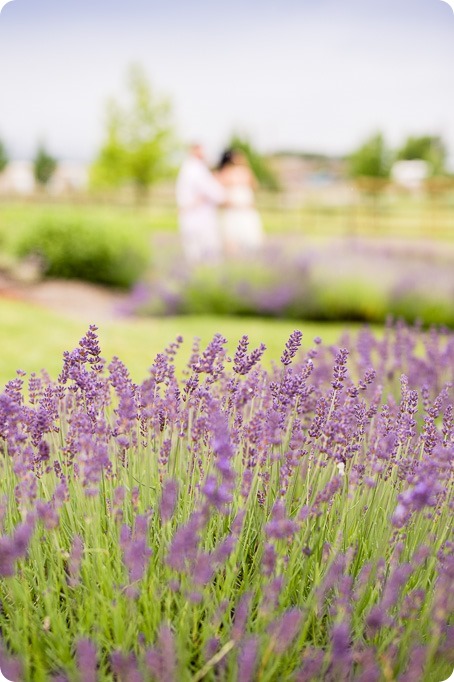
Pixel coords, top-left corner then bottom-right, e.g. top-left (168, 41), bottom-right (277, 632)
top-left (0, 0), bottom-right (453, 163)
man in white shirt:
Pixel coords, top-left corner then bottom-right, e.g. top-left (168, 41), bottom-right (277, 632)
top-left (176, 143), bottom-right (225, 264)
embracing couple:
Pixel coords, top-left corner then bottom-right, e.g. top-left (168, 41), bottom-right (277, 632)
top-left (176, 143), bottom-right (263, 264)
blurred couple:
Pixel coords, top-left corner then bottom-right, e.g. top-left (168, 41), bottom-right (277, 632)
top-left (176, 143), bottom-right (263, 264)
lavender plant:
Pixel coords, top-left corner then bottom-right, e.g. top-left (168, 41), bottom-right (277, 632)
top-left (127, 240), bottom-right (454, 328)
top-left (0, 322), bottom-right (453, 681)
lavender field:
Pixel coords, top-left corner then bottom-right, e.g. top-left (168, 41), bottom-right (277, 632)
top-left (0, 323), bottom-right (453, 681)
top-left (130, 236), bottom-right (454, 328)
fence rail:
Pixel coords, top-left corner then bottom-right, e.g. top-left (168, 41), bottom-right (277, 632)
top-left (1, 184), bottom-right (453, 242)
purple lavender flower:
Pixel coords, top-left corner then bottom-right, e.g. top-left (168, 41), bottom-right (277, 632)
top-left (202, 475), bottom-right (232, 511)
top-left (265, 501), bottom-right (299, 540)
top-left (281, 330), bottom-right (303, 366)
top-left (166, 510), bottom-right (206, 572)
top-left (232, 592), bottom-right (252, 641)
top-left (295, 649), bottom-right (325, 681)
top-left (110, 650), bottom-right (143, 682)
top-left (330, 621), bottom-right (352, 673)
top-left (0, 514), bottom-right (36, 577)
top-left (262, 543), bottom-right (277, 576)
top-left (365, 605), bottom-right (389, 633)
top-left (354, 649), bottom-right (381, 682)
top-left (237, 636), bottom-right (259, 682)
top-left (204, 637), bottom-right (220, 660)
top-left (442, 404), bottom-right (453, 444)
top-left (75, 638), bottom-right (97, 682)
top-left (210, 403), bottom-right (235, 480)
top-left (192, 334), bottom-right (227, 379)
top-left (0, 643), bottom-right (23, 681)
top-left (113, 486), bottom-right (126, 507)
top-left (312, 476), bottom-right (343, 515)
top-left (159, 478), bottom-right (179, 522)
top-left (392, 480), bottom-right (440, 527)
top-left (27, 372), bottom-right (43, 405)
top-left (120, 515), bottom-right (152, 584)
top-left (398, 645), bottom-right (426, 682)
top-left (381, 563), bottom-right (413, 611)
top-left (36, 499), bottom-right (59, 530)
top-left (211, 534), bottom-right (236, 565)
top-left (36, 439), bottom-right (50, 462)
top-left (400, 481), bottom-right (439, 511)
top-left (109, 356), bottom-right (139, 448)
top-left (192, 552), bottom-right (215, 585)
top-left (331, 348), bottom-right (349, 390)
top-left (58, 326), bottom-right (108, 420)
top-left (145, 623), bottom-right (177, 682)
top-left (233, 335), bottom-right (266, 375)
top-left (260, 576), bottom-right (284, 615)
top-left (268, 608), bottom-right (303, 653)
top-left (68, 534), bottom-right (84, 587)
top-left (186, 590), bottom-right (203, 604)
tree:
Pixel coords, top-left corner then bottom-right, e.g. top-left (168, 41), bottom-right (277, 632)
top-left (228, 135), bottom-right (280, 191)
top-left (33, 143), bottom-right (57, 186)
top-left (348, 132), bottom-right (392, 231)
top-left (90, 65), bottom-right (176, 198)
top-left (0, 138), bottom-right (8, 174)
top-left (348, 132), bottom-right (393, 180)
top-left (396, 135), bottom-right (447, 176)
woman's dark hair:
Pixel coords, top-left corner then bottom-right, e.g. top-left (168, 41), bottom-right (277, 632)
top-left (218, 149), bottom-right (235, 170)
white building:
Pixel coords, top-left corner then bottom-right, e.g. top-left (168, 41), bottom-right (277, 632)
top-left (0, 160), bottom-right (35, 194)
top-left (48, 161), bottom-right (89, 195)
top-left (391, 160), bottom-right (429, 191)
top-left (0, 160), bottom-right (89, 196)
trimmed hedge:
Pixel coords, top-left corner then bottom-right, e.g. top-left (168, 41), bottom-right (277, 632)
top-left (16, 217), bottom-right (149, 288)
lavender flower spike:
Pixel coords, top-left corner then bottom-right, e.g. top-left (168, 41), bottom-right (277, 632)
top-left (281, 330), bottom-right (303, 366)
top-left (76, 638), bottom-right (97, 682)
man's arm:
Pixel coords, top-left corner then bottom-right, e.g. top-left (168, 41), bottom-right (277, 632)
top-left (198, 165), bottom-right (225, 205)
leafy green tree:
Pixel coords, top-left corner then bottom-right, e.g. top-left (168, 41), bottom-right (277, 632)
top-left (348, 132), bottom-right (392, 180)
top-left (0, 138), bottom-right (8, 173)
top-left (33, 143), bottom-right (57, 186)
top-left (229, 135), bottom-right (280, 191)
top-left (397, 135), bottom-right (447, 176)
top-left (91, 65), bottom-right (176, 199)
top-left (348, 132), bottom-right (392, 231)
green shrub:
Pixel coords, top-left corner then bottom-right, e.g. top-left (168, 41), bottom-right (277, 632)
top-left (391, 291), bottom-right (454, 328)
top-left (182, 263), bottom-right (282, 317)
top-left (312, 278), bottom-right (389, 323)
top-left (16, 217), bottom-right (149, 288)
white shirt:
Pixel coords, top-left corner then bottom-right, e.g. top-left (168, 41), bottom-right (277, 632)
top-left (175, 156), bottom-right (225, 262)
top-left (176, 156), bottom-right (224, 211)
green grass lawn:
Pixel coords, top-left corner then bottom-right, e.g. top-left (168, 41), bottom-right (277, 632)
top-left (0, 297), bottom-right (362, 387)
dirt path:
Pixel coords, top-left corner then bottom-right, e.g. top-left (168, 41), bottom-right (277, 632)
top-left (1, 235), bottom-right (452, 323)
top-left (0, 273), bottom-right (129, 322)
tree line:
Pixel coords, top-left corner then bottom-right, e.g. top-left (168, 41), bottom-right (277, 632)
top-left (0, 139), bottom-right (57, 188)
top-left (0, 64), bottom-right (450, 196)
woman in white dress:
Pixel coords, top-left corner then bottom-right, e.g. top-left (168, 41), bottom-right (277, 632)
top-left (216, 149), bottom-right (264, 257)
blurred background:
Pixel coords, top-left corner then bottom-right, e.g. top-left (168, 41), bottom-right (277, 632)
top-left (0, 0), bottom-right (453, 383)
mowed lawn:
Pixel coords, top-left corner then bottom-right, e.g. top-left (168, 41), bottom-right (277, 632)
top-left (1, 193), bottom-right (454, 254)
top-left (0, 297), bottom-right (365, 387)
top-left (1, 195), bottom-right (449, 385)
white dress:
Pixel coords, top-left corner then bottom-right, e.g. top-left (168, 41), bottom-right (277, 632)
top-left (221, 185), bottom-right (263, 254)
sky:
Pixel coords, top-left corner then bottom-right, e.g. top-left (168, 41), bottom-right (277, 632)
top-left (0, 0), bottom-right (453, 164)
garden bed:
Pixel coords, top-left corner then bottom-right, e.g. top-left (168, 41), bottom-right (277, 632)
top-left (0, 323), bottom-right (453, 680)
